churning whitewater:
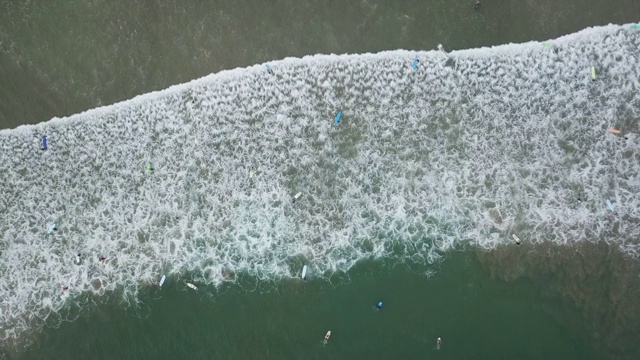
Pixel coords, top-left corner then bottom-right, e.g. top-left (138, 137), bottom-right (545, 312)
top-left (1, 24), bottom-right (640, 342)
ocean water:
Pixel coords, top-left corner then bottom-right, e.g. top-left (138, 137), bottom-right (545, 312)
top-left (5, 254), bottom-right (600, 360)
top-left (1, 22), bottom-right (640, 359)
top-left (0, 2), bottom-right (640, 359)
top-left (2, 0), bottom-right (640, 128)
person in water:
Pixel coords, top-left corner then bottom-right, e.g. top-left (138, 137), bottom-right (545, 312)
top-left (323, 331), bottom-right (331, 344)
top-left (474, 0), bottom-right (481, 9)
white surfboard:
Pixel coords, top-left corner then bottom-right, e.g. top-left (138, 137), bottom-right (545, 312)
top-left (606, 199), bottom-right (615, 211)
top-left (301, 265), bottom-right (308, 280)
top-left (294, 192), bottom-right (302, 200)
top-left (159, 275), bottom-right (166, 287)
top-left (186, 282), bottom-right (198, 291)
top-left (323, 330), bottom-right (332, 344)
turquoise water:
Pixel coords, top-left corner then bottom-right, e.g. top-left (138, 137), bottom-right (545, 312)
top-left (2, 1), bottom-right (640, 359)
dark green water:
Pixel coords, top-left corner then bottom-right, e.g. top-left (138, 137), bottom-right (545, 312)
top-left (1, 0), bottom-right (639, 129)
top-left (8, 253), bottom-right (598, 360)
top-left (2, 1), bottom-right (640, 359)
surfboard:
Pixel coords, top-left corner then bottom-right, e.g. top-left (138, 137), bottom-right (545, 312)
top-left (187, 282), bottom-right (198, 291)
top-left (159, 275), bottom-right (166, 287)
top-left (323, 330), bottom-right (331, 344)
top-left (301, 265), bottom-right (307, 280)
top-left (412, 55), bottom-right (419, 70)
top-left (590, 66), bottom-right (596, 79)
top-left (334, 112), bottom-right (342, 125)
top-left (512, 234), bottom-right (521, 243)
top-left (606, 199), bottom-right (614, 211)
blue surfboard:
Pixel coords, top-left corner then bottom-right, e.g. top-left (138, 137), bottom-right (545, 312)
top-left (412, 55), bottom-right (420, 70)
top-left (42, 135), bottom-right (48, 150)
top-left (334, 111), bottom-right (342, 125)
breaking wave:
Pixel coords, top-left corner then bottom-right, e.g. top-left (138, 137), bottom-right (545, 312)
top-left (1, 23), bottom-right (639, 343)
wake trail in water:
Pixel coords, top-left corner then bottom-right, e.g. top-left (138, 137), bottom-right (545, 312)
top-left (0, 23), bottom-right (639, 343)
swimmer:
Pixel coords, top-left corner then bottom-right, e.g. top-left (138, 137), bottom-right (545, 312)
top-left (437, 337), bottom-right (442, 350)
top-left (98, 255), bottom-right (106, 266)
top-left (61, 286), bottom-right (69, 294)
top-left (323, 330), bottom-right (332, 344)
top-left (474, 0), bottom-right (481, 9)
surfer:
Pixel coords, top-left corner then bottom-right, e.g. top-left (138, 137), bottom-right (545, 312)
top-left (323, 331), bottom-right (331, 344)
top-left (376, 301), bottom-right (383, 311)
top-left (437, 337), bottom-right (442, 350)
top-left (75, 253), bottom-right (81, 264)
top-left (98, 255), bottom-right (106, 266)
top-left (265, 64), bottom-right (274, 75)
top-left (474, 0), bottom-right (481, 9)
top-left (412, 56), bottom-right (420, 70)
top-left (292, 192), bottom-right (302, 204)
top-left (512, 234), bottom-right (522, 246)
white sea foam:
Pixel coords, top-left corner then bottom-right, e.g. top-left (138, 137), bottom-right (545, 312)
top-left (1, 23), bottom-right (639, 342)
